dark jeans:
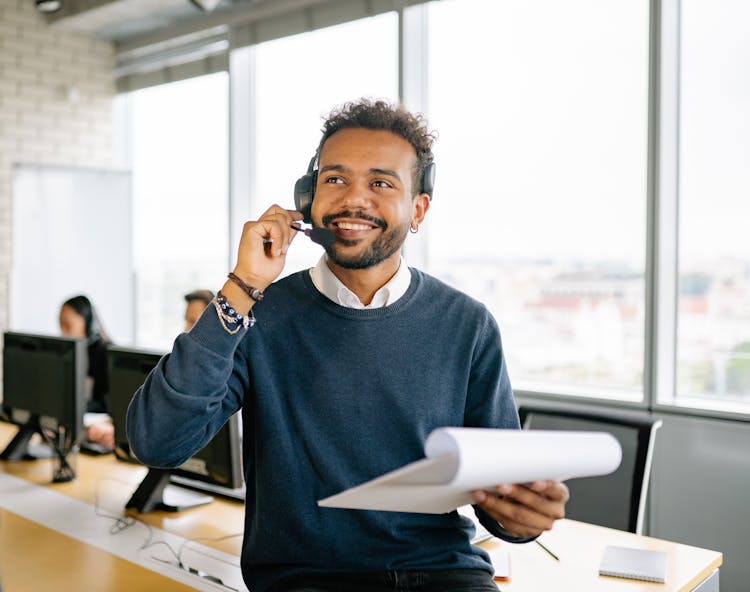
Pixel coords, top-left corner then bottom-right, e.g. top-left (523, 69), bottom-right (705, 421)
top-left (270, 568), bottom-right (498, 592)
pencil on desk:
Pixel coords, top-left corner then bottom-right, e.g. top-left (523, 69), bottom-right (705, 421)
top-left (535, 539), bottom-right (560, 561)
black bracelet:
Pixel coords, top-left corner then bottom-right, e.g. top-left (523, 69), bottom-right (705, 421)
top-left (227, 272), bottom-right (265, 301)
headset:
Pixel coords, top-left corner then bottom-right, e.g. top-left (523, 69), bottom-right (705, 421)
top-left (294, 155), bottom-right (436, 224)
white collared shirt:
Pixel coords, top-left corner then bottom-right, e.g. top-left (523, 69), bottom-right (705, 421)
top-left (309, 254), bottom-right (411, 309)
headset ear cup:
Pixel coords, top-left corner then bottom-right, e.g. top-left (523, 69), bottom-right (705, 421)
top-left (294, 156), bottom-right (318, 223)
top-left (294, 173), bottom-right (314, 223)
top-left (421, 162), bottom-right (436, 200)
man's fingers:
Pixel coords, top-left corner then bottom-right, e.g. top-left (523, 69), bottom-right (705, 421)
top-left (503, 484), bottom-right (566, 520)
top-left (526, 480), bottom-right (570, 503)
top-left (230, 204), bottom-right (309, 295)
top-left (261, 210), bottom-right (293, 252)
top-left (497, 482), bottom-right (569, 506)
top-left (480, 495), bottom-right (557, 536)
top-left (472, 480), bottom-right (569, 539)
top-left (491, 514), bottom-right (547, 539)
top-left (483, 491), bottom-right (565, 525)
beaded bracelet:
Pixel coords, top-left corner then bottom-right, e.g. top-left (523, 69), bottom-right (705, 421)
top-left (213, 291), bottom-right (256, 334)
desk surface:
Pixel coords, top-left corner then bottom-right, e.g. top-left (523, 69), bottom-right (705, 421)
top-left (0, 423), bottom-right (722, 591)
top-left (0, 509), bottom-right (199, 592)
top-left (481, 522), bottom-right (721, 592)
top-left (0, 427), bottom-right (243, 556)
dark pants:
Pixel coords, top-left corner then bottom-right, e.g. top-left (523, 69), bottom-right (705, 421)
top-left (270, 568), bottom-right (498, 592)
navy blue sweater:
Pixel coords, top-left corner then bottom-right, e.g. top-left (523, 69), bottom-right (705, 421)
top-left (127, 268), bottom-right (525, 591)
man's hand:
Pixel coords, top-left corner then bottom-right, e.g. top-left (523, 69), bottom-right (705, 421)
top-left (85, 422), bottom-right (114, 449)
top-left (222, 205), bottom-right (304, 312)
top-left (472, 480), bottom-right (569, 538)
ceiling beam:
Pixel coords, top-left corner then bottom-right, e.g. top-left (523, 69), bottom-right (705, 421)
top-left (115, 0), bottom-right (333, 53)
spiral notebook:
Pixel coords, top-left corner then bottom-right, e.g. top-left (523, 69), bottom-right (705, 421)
top-left (598, 545), bottom-right (667, 583)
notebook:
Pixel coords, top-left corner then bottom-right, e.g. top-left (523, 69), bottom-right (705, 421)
top-left (598, 545), bottom-right (667, 583)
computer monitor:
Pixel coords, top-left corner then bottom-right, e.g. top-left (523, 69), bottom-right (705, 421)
top-left (107, 345), bottom-right (245, 513)
top-left (1, 331), bottom-right (87, 482)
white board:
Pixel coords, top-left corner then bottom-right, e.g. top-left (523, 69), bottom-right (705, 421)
top-left (10, 164), bottom-right (133, 344)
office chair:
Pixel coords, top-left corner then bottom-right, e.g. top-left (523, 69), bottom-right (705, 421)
top-left (517, 403), bottom-right (662, 535)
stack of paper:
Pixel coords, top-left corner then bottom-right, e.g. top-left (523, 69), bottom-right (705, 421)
top-left (318, 427), bottom-right (622, 514)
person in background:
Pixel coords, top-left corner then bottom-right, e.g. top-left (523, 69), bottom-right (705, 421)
top-left (59, 294), bottom-right (114, 449)
top-left (183, 289), bottom-right (215, 332)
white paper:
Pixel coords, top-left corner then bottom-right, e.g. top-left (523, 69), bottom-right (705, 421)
top-left (490, 548), bottom-right (510, 580)
top-left (318, 427), bottom-right (622, 514)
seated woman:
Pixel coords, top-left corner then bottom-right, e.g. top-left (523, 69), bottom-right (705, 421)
top-left (58, 295), bottom-right (114, 450)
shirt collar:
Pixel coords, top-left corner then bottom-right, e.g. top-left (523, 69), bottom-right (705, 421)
top-left (310, 254), bottom-right (411, 309)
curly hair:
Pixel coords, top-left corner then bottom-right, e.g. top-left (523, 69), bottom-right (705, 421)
top-left (317, 98), bottom-right (437, 196)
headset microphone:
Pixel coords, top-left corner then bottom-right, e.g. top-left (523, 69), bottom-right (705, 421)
top-left (290, 224), bottom-right (335, 248)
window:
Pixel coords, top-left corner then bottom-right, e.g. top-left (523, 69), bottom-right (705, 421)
top-left (675, 0), bottom-right (750, 410)
top-left (128, 73), bottom-right (229, 350)
top-left (251, 13), bottom-right (398, 275)
top-left (116, 1), bottom-right (750, 418)
top-left (424, 0), bottom-right (650, 399)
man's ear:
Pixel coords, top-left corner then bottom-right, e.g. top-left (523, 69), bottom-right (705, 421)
top-left (412, 192), bottom-right (431, 227)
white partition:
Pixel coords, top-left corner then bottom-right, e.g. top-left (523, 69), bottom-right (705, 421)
top-left (10, 164), bottom-right (133, 344)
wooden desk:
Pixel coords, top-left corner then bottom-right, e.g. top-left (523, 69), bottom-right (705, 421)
top-left (480, 521), bottom-right (721, 592)
top-left (0, 423), bottom-right (245, 590)
top-left (0, 509), bottom-right (199, 592)
top-left (0, 423), bottom-right (722, 591)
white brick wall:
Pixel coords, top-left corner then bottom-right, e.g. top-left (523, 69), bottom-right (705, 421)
top-left (0, 0), bottom-right (117, 335)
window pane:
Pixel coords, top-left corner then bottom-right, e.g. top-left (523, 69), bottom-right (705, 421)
top-left (675, 0), bottom-right (750, 410)
top-left (253, 14), bottom-right (398, 275)
top-left (425, 0), bottom-right (649, 399)
top-left (130, 73), bottom-right (229, 349)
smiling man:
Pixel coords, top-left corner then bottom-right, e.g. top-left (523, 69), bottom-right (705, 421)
top-left (310, 124), bottom-right (430, 309)
top-left (127, 99), bottom-right (568, 592)
top-left (315, 126), bottom-right (425, 275)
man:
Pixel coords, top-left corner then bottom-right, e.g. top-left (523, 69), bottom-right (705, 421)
top-left (183, 289), bottom-right (215, 331)
top-left (127, 99), bottom-right (568, 592)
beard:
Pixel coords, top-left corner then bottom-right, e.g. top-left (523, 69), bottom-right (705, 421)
top-left (320, 210), bottom-right (410, 270)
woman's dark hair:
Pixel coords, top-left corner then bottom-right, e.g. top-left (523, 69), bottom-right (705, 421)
top-left (317, 98), bottom-right (437, 196)
top-left (62, 294), bottom-right (110, 343)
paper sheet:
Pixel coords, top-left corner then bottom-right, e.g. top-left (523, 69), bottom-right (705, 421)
top-left (318, 427), bottom-right (622, 513)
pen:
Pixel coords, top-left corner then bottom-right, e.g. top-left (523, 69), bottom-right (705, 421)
top-left (535, 539), bottom-right (560, 561)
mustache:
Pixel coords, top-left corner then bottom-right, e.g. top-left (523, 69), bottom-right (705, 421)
top-left (321, 210), bottom-right (387, 229)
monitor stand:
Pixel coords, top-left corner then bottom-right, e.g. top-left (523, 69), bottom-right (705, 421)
top-left (39, 423), bottom-right (78, 483)
top-left (169, 474), bottom-right (246, 502)
top-left (126, 467), bottom-right (213, 513)
top-left (0, 414), bottom-right (78, 482)
top-left (0, 415), bottom-right (42, 461)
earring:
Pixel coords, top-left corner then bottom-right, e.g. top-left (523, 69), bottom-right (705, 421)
top-left (409, 222), bottom-right (419, 234)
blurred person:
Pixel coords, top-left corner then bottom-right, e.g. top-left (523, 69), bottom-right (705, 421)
top-left (184, 289), bottom-right (215, 332)
top-left (59, 294), bottom-right (114, 449)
